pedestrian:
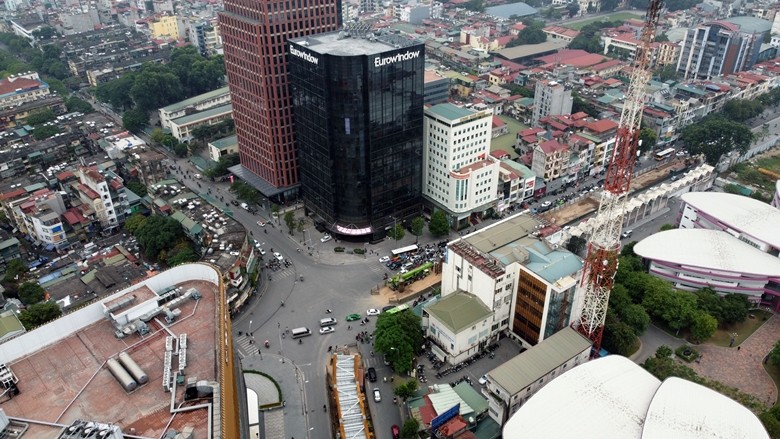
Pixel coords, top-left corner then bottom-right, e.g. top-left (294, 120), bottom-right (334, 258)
top-left (737, 346), bottom-right (741, 351)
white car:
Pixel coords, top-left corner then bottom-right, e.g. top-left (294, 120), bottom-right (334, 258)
top-left (367, 308), bottom-right (380, 316)
top-left (319, 326), bottom-right (334, 335)
top-left (478, 375), bottom-right (488, 386)
top-left (379, 256), bottom-right (390, 263)
top-left (373, 388), bottom-right (381, 402)
top-left (541, 200), bottom-right (552, 208)
top-left (621, 230), bottom-right (633, 239)
top-left (321, 234), bottom-right (332, 243)
top-left (256, 220), bottom-right (266, 227)
top-left (273, 252), bottom-right (284, 262)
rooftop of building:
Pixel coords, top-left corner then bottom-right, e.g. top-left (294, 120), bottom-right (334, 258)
top-left (633, 228), bottom-right (780, 276)
top-left (452, 213), bottom-right (581, 282)
top-left (425, 102), bottom-right (479, 122)
top-left (290, 29), bottom-right (421, 57)
top-left (426, 290), bottom-right (493, 333)
top-left (680, 191), bottom-right (780, 249)
top-left (484, 2), bottom-right (537, 18)
top-left (502, 356), bottom-right (769, 439)
top-left (493, 40), bottom-right (568, 61)
top-left (487, 327), bottom-right (591, 395)
top-left (209, 135), bottom-right (237, 150)
top-left (2, 276), bottom-right (218, 438)
top-left (160, 86), bottom-right (230, 114)
top-left (0, 76), bottom-right (45, 97)
top-left (722, 16), bottom-right (772, 34)
top-left (169, 103), bottom-right (232, 126)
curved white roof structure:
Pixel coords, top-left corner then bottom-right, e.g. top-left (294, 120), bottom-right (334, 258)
top-left (643, 377), bottom-right (770, 439)
top-left (633, 229), bottom-right (780, 276)
top-left (680, 192), bottom-right (780, 249)
top-left (503, 356), bottom-right (769, 439)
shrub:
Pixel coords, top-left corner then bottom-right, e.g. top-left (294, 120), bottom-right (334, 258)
top-left (334, 247), bottom-right (345, 253)
top-left (353, 248), bottom-right (366, 254)
top-left (675, 345), bottom-right (699, 362)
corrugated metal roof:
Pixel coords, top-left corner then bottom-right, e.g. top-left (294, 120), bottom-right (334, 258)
top-left (427, 384), bottom-right (474, 416)
top-left (333, 354), bottom-right (368, 439)
top-left (487, 327), bottom-right (591, 396)
top-left (426, 291), bottom-right (492, 333)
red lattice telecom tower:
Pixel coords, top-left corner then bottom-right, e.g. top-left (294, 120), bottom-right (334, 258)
top-left (575, 0), bottom-right (665, 353)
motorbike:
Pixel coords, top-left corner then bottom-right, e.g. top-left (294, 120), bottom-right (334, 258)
top-left (264, 340), bottom-right (270, 348)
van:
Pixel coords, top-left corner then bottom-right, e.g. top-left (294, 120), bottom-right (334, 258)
top-left (291, 327), bottom-right (312, 338)
top-left (320, 317), bottom-right (337, 327)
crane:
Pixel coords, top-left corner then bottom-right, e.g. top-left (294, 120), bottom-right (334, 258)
top-left (574, 0), bottom-right (664, 354)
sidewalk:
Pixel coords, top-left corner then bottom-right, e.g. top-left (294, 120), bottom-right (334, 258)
top-left (241, 353), bottom-right (308, 439)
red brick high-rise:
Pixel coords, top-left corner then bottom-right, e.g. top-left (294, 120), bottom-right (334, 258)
top-left (219, 0), bottom-right (342, 196)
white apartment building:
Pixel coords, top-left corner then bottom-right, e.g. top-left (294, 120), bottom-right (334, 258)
top-left (423, 103), bottom-right (500, 230)
top-left (159, 87), bottom-right (231, 131)
top-left (77, 167), bottom-right (119, 229)
top-left (426, 291), bottom-right (495, 364)
top-left (482, 327), bottom-right (591, 424)
top-left (168, 104), bottom-right (233, 143)
top-left (531, 79), bottom-right (572, 127)
top-left (12, 190), bottom-right (68, 249)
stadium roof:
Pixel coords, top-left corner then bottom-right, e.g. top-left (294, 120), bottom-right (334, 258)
top-left (643, 377), bottom-right (770, 439)
top-left (633, 229), bottom-right (780, 276)
top-left (680, 192), bottom-right (780, 249)
top-left (487, 327), bottom-right (591, 396)
top-left (503, 356), bottom-right (769, 439)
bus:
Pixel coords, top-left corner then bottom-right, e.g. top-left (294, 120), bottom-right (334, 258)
top-left (291, 327), bottom-right (312, 339)
top-left (655, 148), bottom-right (675, 161)
top-left (385, 304), bottom-right (410, 315)
top-left (391, 244), bottom-right (418, 256)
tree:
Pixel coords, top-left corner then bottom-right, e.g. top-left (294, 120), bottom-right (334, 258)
top-left (96, 74), bottom-right (136, 110)
top-left (129, 68), bottom-right (184, 111)
top-left (655, 65), bottom-right (678, 82)
top-left (374, 309), bottom-right (423, 375)
top-left (516, 26), bottom-right (546, 45)
top-left (18, 282), bottom-right (45, 305)
top-left (32, 125), bottom-right (60, 140)
top-left (720, 294), bottom-right (750, 325)
top-left (722, 99), bottom-right (765, 123)
top-left (655, 33), bottom-right (669, 42)
top-left (388, 223), bottom-right (405, 241)
top-left (150, 127), bottom-right (167, 144)
top-left (167, 245), bottom-right (199, 266)
top-left (680, 116), bottom-right (753, 165)
top-left (603, 317), bottom-right (638, 356)
top-left (410, 216), bottom-right (425, 240)
top-left (33, 26), bottom-right (57, 39)
top-left (620, 303), bottom-right (650, 335)
top-left (655, 345), bottom-right (673, 359)
top-left (65, 96), bottom-right (94, 114)
top-left (133, 215), bottom-right (184, 260)
top-left (393, 379), bottom-right (418, 400)
top-left (689, 310), bottom-right (717, 343)
top-left (565, 235), bottom-right (586, 255)
top-left (572, 92), bottom-right (599, 117)
top-left (25, 108), bottom-right (56, 125)
top-left (230, 181), bottom-right (261, 206)
top-left (620, 241), bottom-right (638, 257)
top-left (206, 153), bottom-right (240, 178)
top-left (122, 108), bottom-right (150, 132)
top-left (428, 210), bottom-right (450, 237)
top-left (3, 259), bottom-right (28, 283)
top-left (769, 340), bottom-right (780, 366)
top-left (643, 287), bottom-right (697, 335)
top-left (400, 418), bottom-right (420, 439)
top-left (126, 181), bottom-right (147, 196)
top-left (639, 127), bottom-right (657, 152)
top-left (124, 213), bottom-right (147, 234)
top-left (18, 301), bottom-right (61, 329)
top-left (565, 1), bottom-right (579, 16)
top-left (284, 211), bottom-right (295, 235)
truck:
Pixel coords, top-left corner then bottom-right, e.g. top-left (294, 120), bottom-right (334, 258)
top-left (389, 262), bottom-right (433, 289)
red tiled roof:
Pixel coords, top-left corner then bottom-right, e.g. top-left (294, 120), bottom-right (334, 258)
top-left (82, 167), bottom-right (105, 182)
top-left (543, 26), bottom-right (580, 38)
top-left (572, 112), bottom-right (589, 120)
top-left (604, 77), bottom-right (622, 86)
top-left (491, 149), bottom-right (510, 159)
top-left (539, 139), bottom-right (567, 154)
top-left (439, 416), bottom-right (469, 436)
top-left (548, 121), bottom-right (567, 131)
top-left (520, 127), bottom-right (544, 136)
top-left (57, 171), bottom-right (76, 181)
top-left (522, 135), bottom-right (538, 143)
top-left (592, 59), bottom-right (623, 71)
top-left (0, 77), bottom-right (43, 96)
top-left (492, 116), bottom-right (505, 127)
top-left (0, 188), bottom-right (26, 201)
top-left (63, 208), bottom-right (89, 225)
top-left (109, 179), bottom-right (124, 190)
top-left (78, 184), bottom-right (100, 200)
top-left (586, 119), bottom-right (618, 133)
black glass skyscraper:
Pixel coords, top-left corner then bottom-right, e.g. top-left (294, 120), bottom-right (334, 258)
top-left (288, 30), bottom-right (424, 241)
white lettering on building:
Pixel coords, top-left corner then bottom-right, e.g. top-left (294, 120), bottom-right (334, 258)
top-left (374, 50), bottom-right (421, 67)
top-left (290, 46), bottom-right (319, 65)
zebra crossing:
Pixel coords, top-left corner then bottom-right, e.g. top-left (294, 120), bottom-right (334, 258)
top-left (234, 334), bottom-right (261, 358)
top-left (269, 267), bottom-right (295, 280)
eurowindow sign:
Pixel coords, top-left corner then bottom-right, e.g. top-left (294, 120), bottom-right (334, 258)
top-left (374, 50), bottom-right (421, 67)
top-left (290, 46), bottom-right (319, 65)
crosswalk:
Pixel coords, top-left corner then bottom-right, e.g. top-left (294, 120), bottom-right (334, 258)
top-left (234, 334), bottom-right (260, 358)
top-left (268, 267), bottom-right (295, 280)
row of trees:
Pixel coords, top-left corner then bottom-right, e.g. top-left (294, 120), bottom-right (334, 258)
top-left (0, 32), bottom-right (70, 80)
top-left (0, 260), bottom-right (62, 329)
top-left (509, 20), bottom-right (547, 47)
top-left (568, 20), bottom-right (622, 54)
top-left (150, 128), bottom-right (189, 157)
top-left (124, 214), bottom-right (199, 266)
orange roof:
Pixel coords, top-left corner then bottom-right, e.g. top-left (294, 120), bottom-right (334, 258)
top-left (586, 119), bottom-right (618, 133)
top-left (0, 188), bottom-right (26, 201)
top-left (539, 139), bottom-right (567, 154)
top-left (0, 77), bottom-right (43, 96)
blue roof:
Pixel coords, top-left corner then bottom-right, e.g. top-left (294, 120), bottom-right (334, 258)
top-left (523, 241), bottom-right (583, 283)
top-left (485, 2), bottom-right (537, 18)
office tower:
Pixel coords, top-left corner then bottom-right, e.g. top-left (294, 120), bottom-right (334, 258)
top-left (219, 0), bottom-right (342, 197)
top-left (288, 30), bottom-right (424, 240)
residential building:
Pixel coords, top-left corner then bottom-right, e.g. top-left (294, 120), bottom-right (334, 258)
top-left (288, 32), bottom-right (424, 240)
top-left (0, 238), bottom-right (21, 266)
top-left (531, 79), bottom-right (572, 127)
top-left (167, 104), bottom-right (233, 143)
top-left (188, 19), bottom-right (222, 56)
top-left (426, 291), bottom-right (495, 364)
top-left (497, 159), bottom-right (536, 206)
top-left (424, 70), bottom-right (451, 106)
top-left (12, 190), bottom-right (68, 250)
top-left (437, 213), bottom-right (583, 358)
top-left (542, 26), bottom-right (579, 44)
top-left (423, 103), bottom-right (500, 230)
top-left (655, 41), bottom-right (680, 67)
top-left (0, 72), bottom-right (50, 110)
top-left (483, 327), bottom-right (591, 424)
top-left (150, 15), bottom-right (187, 40)
top-left (219, 0), bottom-right (342, 198)
top-left (76, 167), bottom-right (124, 231)
top-left (209, 135), bottom-right (238, 162)
top-left (531, 140), bottom-right (569, 182)
top-left (677, 17), bottom-right (771, 80)
top-left (159, 87), bottom-right (231, 131)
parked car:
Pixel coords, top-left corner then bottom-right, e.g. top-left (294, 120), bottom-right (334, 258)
top-left (256, 220), bottom-right (266, 227)
top-left (319, 326), bottom-right (334, 334)
top-left (367, 309), bottom-right (380, 316)
top-left (621, 230), bottom-right (633, 239)
top-left (478, 375), bottom-right (488, 386)
top-left (321, 234), bottom-right (332, 243)
top-left (373, 388), bottom-right (381, 402)
top-left (368, 367), bottom-right (377, 382)
top-left (379, 256), bottom-right (390, 263)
